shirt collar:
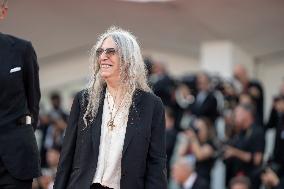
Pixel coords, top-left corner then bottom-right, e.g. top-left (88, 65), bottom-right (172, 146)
top-left (183, 172), bottom-right (197, 189)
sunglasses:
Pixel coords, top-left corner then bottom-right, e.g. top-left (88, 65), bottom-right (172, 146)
top-left (96, 48), bottom-right (117, 58)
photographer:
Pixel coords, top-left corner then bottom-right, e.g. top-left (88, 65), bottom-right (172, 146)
top-left (266, 95), bottom-right (284, 165)
top-left (263, 87), bottom-right (284, 189)
top-left (223, 104), bottom-right (265, 189)
top-left (177, 117), bottom-right (216, 184)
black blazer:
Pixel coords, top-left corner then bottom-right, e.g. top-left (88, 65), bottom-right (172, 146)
top-left (191, 91), bottom-right (218, 122)
top-left (191, 176), bottom-right (209, 189)
top-left (54, 89), bottom-right (167, 189)
top-left (0, 33), bottom-right (41, 179)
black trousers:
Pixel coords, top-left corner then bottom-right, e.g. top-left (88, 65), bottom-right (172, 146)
top-left (0, 158), bottom-right (32, 189)
top-left (90, 183), bottom-right (113, 189)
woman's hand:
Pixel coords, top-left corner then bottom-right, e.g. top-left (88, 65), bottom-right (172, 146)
top-left (185, 129), bottom-right (198, 143)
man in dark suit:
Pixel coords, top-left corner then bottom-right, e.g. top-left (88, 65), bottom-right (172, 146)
top-left (172, 156), bottom-right (209, 189)
top-left (191, 72), bottom-right (218, 123)
top-left (0, 1), bottom-right (41, 188)
top-left (233, 64), bottom-right (264, 126)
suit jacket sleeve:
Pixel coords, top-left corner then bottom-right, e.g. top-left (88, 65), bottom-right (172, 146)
top-left (145, 97), bottom-right (168, 189)
top-left (54, 93), bottom-right (80, 189)
top-left (23, 42), bottom-right (41, 130)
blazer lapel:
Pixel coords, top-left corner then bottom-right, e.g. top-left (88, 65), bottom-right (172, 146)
top-left (91, 89), bottom-right (106, 155)
top-left (89, 88), bottom-right (144, 160)
top-left (122, 89), bottom-right (143, 156)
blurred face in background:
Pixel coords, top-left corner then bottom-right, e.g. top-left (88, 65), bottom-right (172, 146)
top-left (152, 61), bottom-right (166, 76)
top-left (195, 119), bottom-right (210, 143)
top-left (98, 37), bottom-right (121, 83)
top-left (224, 82), bottom-right (237, 96)
top-left (197, 73), bottom-right (210, 92)
top-left (234, 106), bottom-right (246, 129)
top-left (51, 95), bottom-right (61, 109)
top-left (239, 93), bottom-right (254, 105)
top-left (233, 64), bottom-right (248, 85)
top-left (46, 148), bottom-right (60, 168)
top-left (172, 160), bottom-right (192, 184)
top-left (231, 183), bottom-right (249, 189)
top-left (234, 106), bottom-right (253, 130)
top-left (0, 0), bottom-right (8, 20)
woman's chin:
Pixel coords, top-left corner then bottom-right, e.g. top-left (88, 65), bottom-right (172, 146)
top-left (100, 72), bottom-right (111, 79)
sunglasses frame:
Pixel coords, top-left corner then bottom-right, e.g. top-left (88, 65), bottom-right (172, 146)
top-left (96, 47), bottom-right (117, 58)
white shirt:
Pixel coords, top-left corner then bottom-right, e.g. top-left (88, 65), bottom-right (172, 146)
top-left (183, 172), bottom-right (197, 189)
top-left (93, 91), bottom-right (129, 189)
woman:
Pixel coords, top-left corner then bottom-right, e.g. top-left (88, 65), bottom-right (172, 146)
top-left (177, 117), bottom-right (216, 184)
top-left (53, 27), bottom-right (167, 189)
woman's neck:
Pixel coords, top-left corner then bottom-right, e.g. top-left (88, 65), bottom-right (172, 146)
top-left (106, 80), bottom-right (125, 106)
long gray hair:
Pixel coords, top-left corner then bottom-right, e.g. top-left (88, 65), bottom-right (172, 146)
top-left (83, 26), bottom-right (151, 126)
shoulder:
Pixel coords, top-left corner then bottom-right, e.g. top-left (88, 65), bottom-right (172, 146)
top-left (252, 126), bottom-right (264, 137)
top-left (73, 89), bottom-right (88, 105)
top-left (194, 176), bottom-right (209, 189)
top-left (139, 90), bottom-right (164, 108)
top-left (208, 91), bottom-right (217, 99)
top-left (1, 33), bottom-right (31, 49)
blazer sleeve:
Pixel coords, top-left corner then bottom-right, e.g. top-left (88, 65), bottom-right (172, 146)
top-left (145, 97), bottom-right (168, 189)
top-left (23, 42), bottom-right (41, 130)
top-left (53, 93), bottom-right (80, 189)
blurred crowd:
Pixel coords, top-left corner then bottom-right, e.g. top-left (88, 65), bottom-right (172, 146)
top-left (33, 58), bottom-right (284, 189)
top-left (32, 93), bottom-right (68, 189)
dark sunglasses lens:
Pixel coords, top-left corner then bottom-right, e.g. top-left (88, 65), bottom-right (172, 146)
top-left (96, 48), bottom-right (104, 57)
top-left (105, 48), bottom-right (116, 55)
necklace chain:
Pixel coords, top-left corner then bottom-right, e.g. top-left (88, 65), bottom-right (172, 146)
top-left (106, 90), bottom-right (125, 131)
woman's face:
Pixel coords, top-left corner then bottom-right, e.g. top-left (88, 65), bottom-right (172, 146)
top-left (196, 119), bottom-right (208, 142)
top-left (98, 37), bottom-right (121, 82)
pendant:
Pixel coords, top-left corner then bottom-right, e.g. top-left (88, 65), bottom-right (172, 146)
top-left (107, 120), bottom-right (116, 131)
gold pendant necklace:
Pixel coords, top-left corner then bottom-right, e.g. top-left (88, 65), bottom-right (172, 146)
top-left (106, 90), bottom-right (125, 131)
top-left (107, 119), bottom-right (115, 131)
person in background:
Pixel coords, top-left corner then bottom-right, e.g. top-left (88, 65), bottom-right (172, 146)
top-left (266, 81), bottom-right (284, 168)
top-left (43, 112), bottom-right (67, 153)
top-left (178, 117), bottom-right (216, 184)
top-left (191, 72), bottom-right (218, 124)
top-left (173, 81), bottom-right (195, 131)
top-left (239, 93), bottom-right (255, 107)
top-left (165, 106), bottom-right (178, 179)
top-left (233, 64), bottom-right (264, 126)
top-left (229, 176), bottom-right (251, 189)
top-left (49, 92), bottom-right (68, 122)
top-left (172, 156), bottom-right (209, 189)
top-left (149, 60), bottom-right (176, 108)
top-left (223, 104), bottom-right (265, 189)
top-left (38, 109), bottom-right (51, 167)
